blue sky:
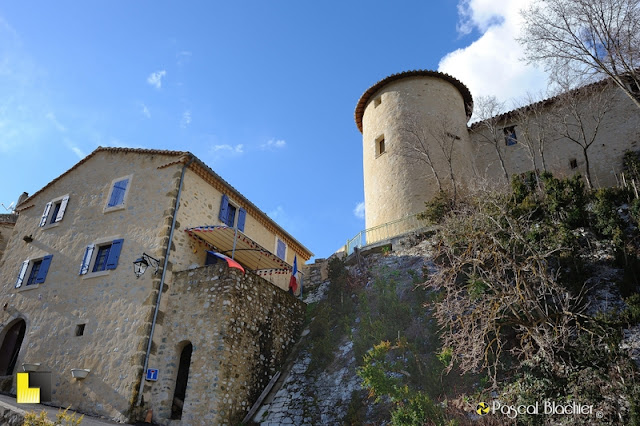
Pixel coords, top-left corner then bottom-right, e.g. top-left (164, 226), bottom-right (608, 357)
top-left (0, 1), bottom-right (547, 260)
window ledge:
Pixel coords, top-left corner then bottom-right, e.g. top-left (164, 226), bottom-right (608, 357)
top-left (41, 222), bottom-right (61, 231)
top-left (375, 151), bottom-right (387, 159)
top-left (15, 283), bottom-right (41, 292)
top-left (103, 204), bottom-right (126, 214)
top-left (82, 270), bottom-right (110, 280)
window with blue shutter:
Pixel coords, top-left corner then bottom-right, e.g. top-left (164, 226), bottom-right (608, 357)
top-left (226, 204), bottom-right (237, 227)
top-left (105, 239), bottom-right (124, 270)
top-left (276, 239), bottom-right (286, 260)
top-left (219, 194), bottom-right (229, 224)
top-left (34, 255), bottom-right (53, 284)
top-left (26, 260), bottom-right (42, 286)
top-left (93, 245), bottom-right (111, 272)
top-left (81, 239), bottom-right (124, 275)
top-left (15, 255), bottom-right (53, 288)
top-left (237, 208), bottom-right (247, 232)
top-left (108, 178), bottom-right (129, 207)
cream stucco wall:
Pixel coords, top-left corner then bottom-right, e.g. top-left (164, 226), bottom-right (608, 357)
top-left (170, 168), bottom-right (308, 291)
top-left (469, 86), bottom-right (640, 188)
top-left (358, 73), bottom-right (640, 234)
top-left (0, 151), bottom-right (181, 421)
top-left (361, 76), bottom-right (473, 230)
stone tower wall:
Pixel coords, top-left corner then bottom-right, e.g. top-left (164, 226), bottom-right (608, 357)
top-left (361, 75), bottom-right (473, 229)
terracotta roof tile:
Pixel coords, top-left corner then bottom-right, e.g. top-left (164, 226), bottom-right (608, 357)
top-left (354, 70), bottom-right (474, 133)
top-left (15, 146), bottom-right (313, 258)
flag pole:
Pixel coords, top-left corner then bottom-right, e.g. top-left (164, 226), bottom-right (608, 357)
top-left (232, 226), bottom-right (238, 260)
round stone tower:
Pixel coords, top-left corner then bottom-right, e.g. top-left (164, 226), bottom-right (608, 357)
top-left (355, 70), bottom-right (474, 231)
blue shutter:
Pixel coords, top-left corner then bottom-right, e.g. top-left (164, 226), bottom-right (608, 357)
top-left (105, 239), bottom-right (124, 270)
top-left (15, 260), bottom-right (29, 288)
top-left (108, 179), bottom-right (129, 207)
top-left (237, 208), bottom-right (246, 232)
top-left (277, 239), bottom-right (286, 260)
top-left (219, 195), bottom-right (229, 224)
top-left (34, 255), bottom-right (53, 284)
top-left (79, 244), bottom-right (95, 275)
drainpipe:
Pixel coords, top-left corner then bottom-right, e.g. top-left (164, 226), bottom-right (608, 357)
top-left (137, 155), bottom-right (195, 406)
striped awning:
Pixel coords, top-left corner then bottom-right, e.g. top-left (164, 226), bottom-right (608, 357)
top-left (185, 226), bottom-right (292, 273)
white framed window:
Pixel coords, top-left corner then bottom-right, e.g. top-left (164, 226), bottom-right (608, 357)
top-left (275, 237), bottom-right (286, 261)
top-left (79, 238), bottom-right (124, 278)
top-left (104, 175), bottom-right (133, 213)
top-left (218, 194), bottom-right (247, 231)
top-left (15, 255), bottom-right (53, 289)
top-left (39, 195), bottom-right (70, 227)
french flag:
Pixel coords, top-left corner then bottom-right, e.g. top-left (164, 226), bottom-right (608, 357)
top-left (207, 251), bottom-right (245, 274)
top-left (289, 255), bottom-right (298, 294)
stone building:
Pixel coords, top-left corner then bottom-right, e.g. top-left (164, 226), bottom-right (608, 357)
top-left (356, 70), bottom-right (640, 231)
top-left (0, 214), bottom-right (18, 263)
top-left (0, 147), bottom-right (312, 425)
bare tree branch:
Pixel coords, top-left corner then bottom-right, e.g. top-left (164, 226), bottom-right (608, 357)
top-left (519, 0), bottom-right (640, 109)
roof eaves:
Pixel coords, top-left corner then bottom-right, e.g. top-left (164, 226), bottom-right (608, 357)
top-left (15, 147), bottom-right (188, 210)
top-left (354, 70), bottom-right (474, 133)
top-left (187, 157), bottom-right (314, 259)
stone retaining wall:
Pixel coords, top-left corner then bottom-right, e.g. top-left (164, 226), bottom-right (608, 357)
top-left (150, 263), bottom-right (305, 425)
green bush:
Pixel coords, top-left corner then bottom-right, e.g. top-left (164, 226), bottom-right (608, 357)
top-left (591, 187), bottom-right (626, 244)
top-left (390, 392), bottom-right (445, 426)
top-left (418, 191), bottom-right (453, 224)
top-left (23, 408), bottom-right (83, 426)
top-left (623, 150), bottom-right (640, 182)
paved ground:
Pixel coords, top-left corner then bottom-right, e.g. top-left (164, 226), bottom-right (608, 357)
top-left (0, 393), bottom-right (122, 425)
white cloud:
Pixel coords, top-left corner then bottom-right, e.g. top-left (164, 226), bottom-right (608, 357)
top-left (146, 70), bottom-right (166, 89)
top-left (439, 0), bottom-right (549, 112)
top-left (141, 103), bottom-right (151, 118)
top-left (261, 138), bottom-right (286, 150)
top-left (353, 202), bottom-right (365, 220)
top-left (45, 112), bottom-right (66, 132)
top-left (64, 137), bottom-right (84, 159)
top-left (211, 144), bottom-right (244, 154)
top-left (180, 110), bottom-right (191, 128)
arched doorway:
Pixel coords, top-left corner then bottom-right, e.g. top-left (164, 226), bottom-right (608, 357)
top-left (171, 342), bottom-right (193, 419)
top-left (0, 319), bottom-right (26, 376)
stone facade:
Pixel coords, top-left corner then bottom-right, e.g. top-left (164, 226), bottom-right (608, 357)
top-left (151, 263), bottom-right (304, 425)
top-left (0, 148), bottom-right (311, 424)
top-left (360, 74), bottom-right (474, 229)
top-left (356, 70), bottom-right (640, 231)
top-left (0, 215), bottom-right (17, 264)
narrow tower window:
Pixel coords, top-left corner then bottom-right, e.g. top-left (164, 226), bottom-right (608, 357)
top-left (374, 97), bottom-right (382, 108)
top-left (375, 135), bottom-right (386, 157)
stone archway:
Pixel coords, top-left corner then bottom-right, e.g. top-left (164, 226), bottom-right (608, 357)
top-left (0, 319), bottom-right (26, 376)
top-left (170, 342), bottom-right (193, 420)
